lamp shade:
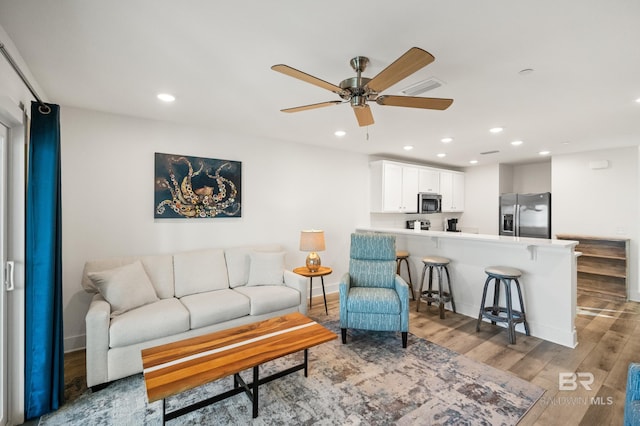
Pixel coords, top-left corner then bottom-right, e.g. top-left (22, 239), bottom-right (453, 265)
top-left (299, 230), bottom-right (325, 252)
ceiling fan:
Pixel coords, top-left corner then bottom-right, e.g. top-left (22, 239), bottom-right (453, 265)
top-left (271, 47), bottom-right (453, 127)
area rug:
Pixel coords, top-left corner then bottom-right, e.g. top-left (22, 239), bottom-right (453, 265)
top-left (39, 320), bottom-right (544, 425)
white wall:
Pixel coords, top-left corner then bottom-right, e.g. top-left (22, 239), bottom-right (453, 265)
top-left (552, 147), bottom-right (639, 301)
top-left (512, 161), bottom-right (551, 194)
top-left (60, 107), bottom-right (371, 351)
top-left (460, 163), bottom-right (500, 235)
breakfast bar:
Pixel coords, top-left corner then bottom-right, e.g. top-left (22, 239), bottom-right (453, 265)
top-left (357, 228), bottom-right (580, 348)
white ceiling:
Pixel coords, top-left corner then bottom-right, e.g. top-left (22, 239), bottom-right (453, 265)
top-left (1, 1), bottom-right (639, 167)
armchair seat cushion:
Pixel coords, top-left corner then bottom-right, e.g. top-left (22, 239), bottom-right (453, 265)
top-left (346, 287), bottom-right (401, 314)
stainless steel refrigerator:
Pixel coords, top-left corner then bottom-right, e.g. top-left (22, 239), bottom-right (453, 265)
top-left (499, 192), bottom-right (551, 239)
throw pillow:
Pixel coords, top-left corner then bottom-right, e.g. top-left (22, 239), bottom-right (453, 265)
top-left (246, 251), bottom-right (285, 286)
top-left (88, 260), bottom-right (159, 317)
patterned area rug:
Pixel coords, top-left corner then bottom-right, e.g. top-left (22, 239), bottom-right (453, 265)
top-left (40, 319), bottom-right (544, 425)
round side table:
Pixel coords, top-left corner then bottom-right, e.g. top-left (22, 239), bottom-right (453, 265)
top-left (293, 266), bottom-right (332, 314)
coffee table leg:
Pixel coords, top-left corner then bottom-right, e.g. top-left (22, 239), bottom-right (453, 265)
top-left (304, 349), bottom-right (308, 377)
top-left (252, 366), bottom-right (259, 418)
top-left (162, 399), bottom-right (166, 425)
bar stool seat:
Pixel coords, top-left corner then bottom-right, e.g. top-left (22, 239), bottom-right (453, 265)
top-left (417, 256), bottom-right (456, 319)
top-left (476, 266), bottom-right (530, 344)
top-left (396, 250), bottom-right (414, 300)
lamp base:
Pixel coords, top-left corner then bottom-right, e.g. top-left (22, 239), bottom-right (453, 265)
top-left (306, 252), bottom-right (321, 272)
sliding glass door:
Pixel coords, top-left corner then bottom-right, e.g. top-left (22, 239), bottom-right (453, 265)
top-left (1, 122), bottom-right (8, 426)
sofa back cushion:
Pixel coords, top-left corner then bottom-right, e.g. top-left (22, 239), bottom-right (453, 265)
top-left (225, 245), bottom-right (283, 288)
top-left (82, 254), bottom-right (174, 299)
top-left (87, 260), bottom-right (159, 317)
top-left (173, 248), bottom-right (229, 297)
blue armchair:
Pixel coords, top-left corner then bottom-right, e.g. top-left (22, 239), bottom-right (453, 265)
top-left (626, 363), bottom-right (640, 426)
top-left (339, 233), bottom-right (410, 347)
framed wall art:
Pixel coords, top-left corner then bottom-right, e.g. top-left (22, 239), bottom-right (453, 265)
top-left (154, 152), bottom-right (242, 218)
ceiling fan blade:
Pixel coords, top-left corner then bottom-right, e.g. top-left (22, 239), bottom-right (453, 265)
top-left (366, 47), bottom-right (435, 93)
top-left (354, 105), bottom-right (374, 127)
top-left (376, 95), bottom-right (453, 110)
top-left (272, 64), bottom-right (345, 95)
top-left (281, 100), bottom-right (343, 113)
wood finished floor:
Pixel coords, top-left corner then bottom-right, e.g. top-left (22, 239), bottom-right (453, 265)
top-left (63, 290), bottom-right (640, 425)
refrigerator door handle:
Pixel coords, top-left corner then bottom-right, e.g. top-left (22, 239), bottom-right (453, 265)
top-left (514, 204), bottom-right (520, 237)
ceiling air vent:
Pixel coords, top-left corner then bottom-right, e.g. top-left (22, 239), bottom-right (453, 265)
top-left (480, 150), bottom-right (500, 155)
top-left (400, 77), bottom-right (444, 96)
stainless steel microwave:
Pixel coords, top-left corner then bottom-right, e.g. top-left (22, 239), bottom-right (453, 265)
top-left (418, 193), bottom-right (442, 214)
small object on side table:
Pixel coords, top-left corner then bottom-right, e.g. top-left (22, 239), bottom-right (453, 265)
top-left (293, 266), bottom-right (332, 314)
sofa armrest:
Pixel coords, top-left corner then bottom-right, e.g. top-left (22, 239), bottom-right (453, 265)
top-left (85, 293), bottom-right (111, 388)
top-left (284, 269), bottom-right (308, 315)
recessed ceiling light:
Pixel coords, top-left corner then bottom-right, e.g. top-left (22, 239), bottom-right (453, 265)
top-left (157, 93), bottom-right (175, 102)
top-left (635, 98), bottom-right (640, 103)
top-left (441, 137), bottom-right (453, 143)
top-left (511, 140), bottom-right (523, 146)
top-left (334, 130), bottom-right (346, 137)
top-left (437, 153), bottom-right (446, 158)
top-left (469, 160), bottom-right (478, 164)
top-left (403, 145), bottom-right (414, 151)
top-left (489, 127), bottom-right (504, 134)
top-left (539, 150), bottom-right (551, 156)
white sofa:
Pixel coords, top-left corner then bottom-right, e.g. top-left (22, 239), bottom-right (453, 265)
top-left (82, 245), bottom-right (307, 389)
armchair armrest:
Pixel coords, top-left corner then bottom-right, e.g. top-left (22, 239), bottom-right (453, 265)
top-left (626, 363), bottom-right (640, 425)
top-left (394, 275), bottom-right (410, 332)
top-left (85, 293), bottom-right (111, 388)
top-left (339, 272), bottom-right (351, 328)
top-left (284, 269), bottom-right (308, 315)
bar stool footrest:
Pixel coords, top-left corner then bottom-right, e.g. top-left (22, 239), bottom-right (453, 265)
top-left (480, 307), bottom-right (526, 324)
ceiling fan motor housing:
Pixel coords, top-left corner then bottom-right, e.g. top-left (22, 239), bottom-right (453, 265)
top-left (339, 76), bottom-right (373, 108)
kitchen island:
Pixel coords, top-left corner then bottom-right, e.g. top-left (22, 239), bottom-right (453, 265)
top-left (357, 227), bottom-right (579, 348)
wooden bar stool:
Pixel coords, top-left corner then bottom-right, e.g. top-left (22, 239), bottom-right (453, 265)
top-left (476, 266), bottom-right (530, 344)
top-left (396, 250), bottom-right (415, 300)
top-left (416, 256), bottom-right (456, 319)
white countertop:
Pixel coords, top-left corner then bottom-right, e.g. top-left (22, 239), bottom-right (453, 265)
top-left (356, 227), bottom-right (579, 249)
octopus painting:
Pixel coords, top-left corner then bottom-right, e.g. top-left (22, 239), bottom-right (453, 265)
top-left (154, 153), bottom-right (241, 218)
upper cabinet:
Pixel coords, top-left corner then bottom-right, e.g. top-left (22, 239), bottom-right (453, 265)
top-left (418, 169), bottom-right (440, 193)
top-left (370, 161), bottom-right (419, 213)
top-left (440, 170), bottom-right (465, 212)
top-left (371, 160), bottom-right (464, 213)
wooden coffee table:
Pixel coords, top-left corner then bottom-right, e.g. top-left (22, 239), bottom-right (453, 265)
top-left (141, 312), bottom-right (337, 423)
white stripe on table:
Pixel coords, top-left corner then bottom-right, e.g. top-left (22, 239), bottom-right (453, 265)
top-left (143, 321), bottom-right (317, 374)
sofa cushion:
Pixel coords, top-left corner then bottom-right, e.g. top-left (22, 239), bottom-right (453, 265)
top-left (173, 249), bottom-right (229, 297)
top-left (234, 285), bottom-right (301, 315)
top-left (247, 251), bottom-right (285, 286)
top-left (88, 260), bottom-right (159, 317)
top-left (225, 245), bottom-right (283, 288)
top-left (109, 298), bottom-right (190, 348)
top-left (180, 289), bottom-right (251, 329)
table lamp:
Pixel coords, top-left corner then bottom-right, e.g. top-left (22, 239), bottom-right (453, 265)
top-left (299, 230), bottom-right (325, 272)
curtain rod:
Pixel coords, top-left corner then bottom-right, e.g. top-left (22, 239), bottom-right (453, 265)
top-left (0, 42), bottom-right (51, 114)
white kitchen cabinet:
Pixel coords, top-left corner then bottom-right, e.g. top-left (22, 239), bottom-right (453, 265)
top-left (418, 169), bottom-right (440, 193)
top-left (370, 160), bottom-right (419, 213)
top-left (440, 170), bottom-right (465, 212)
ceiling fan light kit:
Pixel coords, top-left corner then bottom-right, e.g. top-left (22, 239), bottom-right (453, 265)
top-left (272, 47), bottom-right (453, 127)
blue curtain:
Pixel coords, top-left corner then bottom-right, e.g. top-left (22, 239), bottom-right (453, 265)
top-left (25, 102), bottom-right (64, 419)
